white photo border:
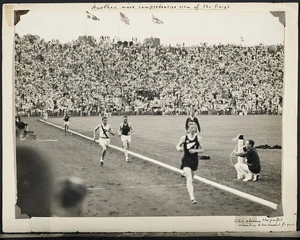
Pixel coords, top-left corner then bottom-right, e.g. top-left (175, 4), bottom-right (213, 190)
top-left (2, 2), bottom-right (298, 233)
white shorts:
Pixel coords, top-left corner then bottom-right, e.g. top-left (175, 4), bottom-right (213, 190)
top-left (99, 137), bottom-right (110, 148)
top-left (64, 121), bottom-right (69, 126)
top-left (121, 135), bottom-right (131, 144)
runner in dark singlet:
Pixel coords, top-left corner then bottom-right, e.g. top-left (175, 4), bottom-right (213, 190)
top-left (63, 111), bottom-right (70, 135)
top-left (176, 122), bottom-right (204, 204)
top-left (118, 116), bottom-right (133, 162)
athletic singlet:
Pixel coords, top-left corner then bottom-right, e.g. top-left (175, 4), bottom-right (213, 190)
top-left (99, 124), bottom-right (110, 138)
top-left (120, 123), bottom-right (131, 136)
top-left (64, 115), bottom-right (70, 122)
top-left (183, 135), bottom-right (200, 160)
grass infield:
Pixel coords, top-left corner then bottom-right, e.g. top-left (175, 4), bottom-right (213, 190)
top-left (20, 115), bottom-right (281, 217)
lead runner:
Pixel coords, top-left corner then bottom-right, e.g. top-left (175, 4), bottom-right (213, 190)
top-left (93, 116), bottom-right (114, 166)
top-left (176, 122), bottom-right (204, 204)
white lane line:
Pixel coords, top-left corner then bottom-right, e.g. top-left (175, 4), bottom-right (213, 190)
top-left (36, 139), bottom-right (58, 142)
top-left (39, 119), bottom-right (278, 210)
top-left (88, 184), bottom-right (186, 191)
top-left (193, 175), bottom-right (277, 210)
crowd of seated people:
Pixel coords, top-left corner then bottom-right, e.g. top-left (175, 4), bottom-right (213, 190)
top-left (15, 34), bottom-right (283, 117)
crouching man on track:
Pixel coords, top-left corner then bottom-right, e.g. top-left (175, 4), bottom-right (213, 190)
top-left (234, 139), bottom-right (261, 182)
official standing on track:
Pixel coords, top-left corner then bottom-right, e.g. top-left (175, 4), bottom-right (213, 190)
top-left (185, 108), bottom-right (201, 133)
top-left (94, 116), bottom-right (114, 166)
top-left (118, 116), bottom-right (133, 162)
top-left (176, 122), bottom-right (204, 204)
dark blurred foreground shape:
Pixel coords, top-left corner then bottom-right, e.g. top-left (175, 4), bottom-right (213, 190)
top-left (51, 177), bottom-right (87, 217)
top-left (16, 145), bottom-right (53, 217)
top-left (15, 120), bottom-right (87, 218)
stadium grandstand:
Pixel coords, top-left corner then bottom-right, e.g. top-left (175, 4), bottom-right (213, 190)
top-left (14, 34), bottom-right (284, 117)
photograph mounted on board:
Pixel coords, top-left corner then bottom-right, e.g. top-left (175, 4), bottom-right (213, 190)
top-left (2, 2), bottom-right (298, 233)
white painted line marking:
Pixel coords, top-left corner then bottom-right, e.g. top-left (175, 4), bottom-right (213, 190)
top-left (36, 139), bottom-right (58, 142)
top-left (40, 119), bottom-right (278, 210)
top-left (88, 184), bottom-right (186, 191)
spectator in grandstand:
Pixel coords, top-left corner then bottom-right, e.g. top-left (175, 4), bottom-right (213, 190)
top-left (234, 139), bottom-right (261, 182)
top-left (14, 34), bottom-right (284, 117)
top-left (176, 122), bottom-right (204, 204)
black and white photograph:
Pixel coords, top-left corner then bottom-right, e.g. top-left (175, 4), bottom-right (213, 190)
top-left (2, 2), bottom-right (298, 234)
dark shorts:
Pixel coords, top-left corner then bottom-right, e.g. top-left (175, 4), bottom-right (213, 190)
top-left (180, 156), bottom-right (198, 171)
top-left (249, 165), bottom-right (261, 174)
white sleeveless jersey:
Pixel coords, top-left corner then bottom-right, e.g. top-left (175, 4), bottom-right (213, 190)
top-left (99, 124), bottom-right (111, 138)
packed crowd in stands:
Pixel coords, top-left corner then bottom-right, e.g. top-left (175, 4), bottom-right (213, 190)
top-left (14, 34), bottom-right (284, 117)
